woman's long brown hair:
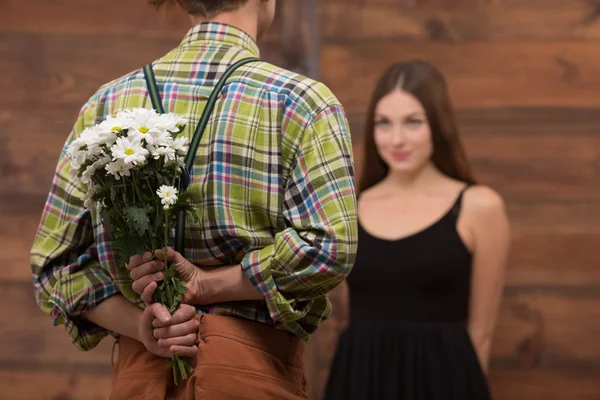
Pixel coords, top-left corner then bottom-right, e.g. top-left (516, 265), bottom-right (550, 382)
top-left (359, 60), bottom-right (476, 193)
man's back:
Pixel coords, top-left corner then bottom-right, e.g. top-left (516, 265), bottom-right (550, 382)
top-left (32, 22), bottom-right (357, 348)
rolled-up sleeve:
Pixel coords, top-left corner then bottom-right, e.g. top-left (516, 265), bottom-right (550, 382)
top-left (30, 100), bottom-right (119, 351)
top-left (241, 104), bottom-right (358, 340)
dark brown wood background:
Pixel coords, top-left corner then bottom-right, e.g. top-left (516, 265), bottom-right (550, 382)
top-left (1, 1), bottom-right (599, 399)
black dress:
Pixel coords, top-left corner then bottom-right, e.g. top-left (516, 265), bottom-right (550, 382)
top-left (324, 187), bottom-right (491, 400)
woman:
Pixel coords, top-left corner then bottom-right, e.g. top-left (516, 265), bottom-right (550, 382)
top-left (324, 60), bottom-right (510, 400)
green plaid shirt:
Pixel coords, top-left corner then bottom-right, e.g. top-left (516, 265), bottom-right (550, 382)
top-left (31, 22), bottom-right (357, 350)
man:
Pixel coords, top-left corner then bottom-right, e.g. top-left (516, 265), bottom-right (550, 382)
top-left (31, 0), bottom-right (357, 398)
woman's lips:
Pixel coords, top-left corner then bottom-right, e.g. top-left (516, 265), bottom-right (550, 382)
top-left (391, 151), bottom-right (410, 161)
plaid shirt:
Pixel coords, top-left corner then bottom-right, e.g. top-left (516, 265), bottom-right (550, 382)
top-left (31, 22), bottom-right (357, 351)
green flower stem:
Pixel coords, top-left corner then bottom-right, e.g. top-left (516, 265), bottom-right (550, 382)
top-left (151, 207), bottom-right (194, 385)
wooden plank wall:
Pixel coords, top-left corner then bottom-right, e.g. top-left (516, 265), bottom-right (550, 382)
top-left (308, 0), bottom-right (600, 399)
top-left (0, 2), bottom-right (295, 399)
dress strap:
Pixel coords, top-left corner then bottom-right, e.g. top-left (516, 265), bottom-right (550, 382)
top-left (450, 184), bottom-right (472, 218)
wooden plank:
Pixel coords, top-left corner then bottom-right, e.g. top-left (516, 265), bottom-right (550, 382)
top-left (0, 32), bottom-right (283, 111)
top-left (507, 202), bottom-right (600, 234)
top-left (336, 0), bottom-right (589, 9)
top-left (471, 157), bottom-right (600, 203)
top-left (0, 281), bottom-right (114, 368)
top-left (321, 1), bottom-right (600, 41)
top-left (0, 370), bottom-right (112, 400)
top-left (0, 109), bottom-right (71, 199)
top-left (1, 209), bottom-right (43, 281)
top-left (279, 0), bottom-right (320, 78)
top-left (457, 108), bottom-right (600, 137)
top-left (463, 135), bottom-right (600, 162)
top-left (489, 370), bottom-right (600, 400)
top-left (0, 0), bottom-right (188, 37)
top-left (509, 233), bottom-right (600, 271)
top-left (321, 42), bottom-right (600, 111)
top-left (0, 0), bottom-right (283, 40)
top-left (492, 278), bottom-right (600, 367)
top-left (0, 32), bottom-right (184, 109)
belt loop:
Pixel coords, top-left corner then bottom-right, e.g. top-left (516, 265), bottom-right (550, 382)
top-left (111, 336), bottom-right (120, 367)
top-left (197, 314), bottom-right (205, 344)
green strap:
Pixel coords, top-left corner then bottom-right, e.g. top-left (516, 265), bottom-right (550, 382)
top-left (143, 64), bottom-right (166, 114)
top-left (143, 57), bottom-right (261, 256)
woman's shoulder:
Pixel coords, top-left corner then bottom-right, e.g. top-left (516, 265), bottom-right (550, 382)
top-left (462, 184), bottom-right (507, 218)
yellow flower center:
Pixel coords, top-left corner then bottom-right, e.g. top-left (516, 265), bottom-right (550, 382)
top-left (165, 191), bottom-right (171, 197)
top-left (125, 148), bottom-right (135, 156)
top-left (139, 126), bottom-right (149, 134)
top-left (111, 126), bottom-right (122, 132)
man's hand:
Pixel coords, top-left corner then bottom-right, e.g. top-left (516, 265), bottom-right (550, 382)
top-left (138, 303), bottom-right (199, 359)
top-left (127, 248), bottom-right (203, 305)
top-left (127, 249), bottom-right (264, 306)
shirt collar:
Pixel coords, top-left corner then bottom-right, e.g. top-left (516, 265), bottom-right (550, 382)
top-left (179, 22), bottom-right (260, 57)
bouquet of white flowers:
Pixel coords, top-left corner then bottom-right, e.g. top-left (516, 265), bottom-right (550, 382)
top-left (67, 107), bottom-right (198, 384)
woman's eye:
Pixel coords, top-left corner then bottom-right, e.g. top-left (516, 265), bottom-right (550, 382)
top-left (375, 119), bottom-right (390, 127)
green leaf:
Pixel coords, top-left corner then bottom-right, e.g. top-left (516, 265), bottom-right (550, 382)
top-left (123, 205), bottom-right (152, 236)
top-left (117, 234), bottom-right (146, 264)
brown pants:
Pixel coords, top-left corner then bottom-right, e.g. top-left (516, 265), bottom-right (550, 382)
top-left (110, 314), bottom-right (308, 400)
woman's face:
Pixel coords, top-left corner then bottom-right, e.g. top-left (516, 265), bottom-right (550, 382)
top-left (373, 90), bottom-right (433, 174)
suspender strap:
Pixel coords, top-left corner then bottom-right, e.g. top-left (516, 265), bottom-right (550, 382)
top-left (143, 64), bottom-right (166, 114)
top-left (143, 57), bottom-right (261, 256)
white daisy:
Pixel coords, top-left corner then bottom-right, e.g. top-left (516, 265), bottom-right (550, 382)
top-left (152, 146), bottom-right (176, 162)
top-left (81, 155), bottom-right (111, 182)
top-left (67, 127), bottom-right (98, 168)
top-left (153, 129), bottom-right (175, 148)
top-left (157, 185), bottom-right (178, 209)
top-left (172, 137), bottom-right (189, 156)
top-left (83, 187), bottom-right (97, 209)
top-left (157, 113), bottom-right (187, 133)
top-left (97, 115), bottom-right (131, 135)
top-left (105, 159), bottom-right (133, 180)
top-left (111, 137), bottom-right (149, 165)
top-left (127, 108), bottom-right (165, 145)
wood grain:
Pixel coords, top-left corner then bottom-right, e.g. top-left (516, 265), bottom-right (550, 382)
top-left (0, 32), bottom-right (282, 112)
top-left (493, 279), bottom-right (600, 367)
top-left (321, 42), bottom-right (600, 111)
top-left (279, 0), bottom-right (320, 77)
top-left (321, 1), bottom-right (600, 41)
top-left (0, 370), bottom-right (112, 400)
top-left (0, 0), bottom-right (283, 40)
top-left (0, 0), bottom-right (189, 37)
top-left (488, 370), bottom-right (600, 400)
top-left (0, 281), bottom-right (114, 368)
